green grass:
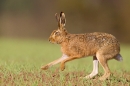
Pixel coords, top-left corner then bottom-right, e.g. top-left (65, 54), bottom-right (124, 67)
top-left (0, 38), bottom-right (130, 86)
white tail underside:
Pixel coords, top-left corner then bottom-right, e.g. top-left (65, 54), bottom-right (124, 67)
top-left (114, 54), bottom-right (123, 61)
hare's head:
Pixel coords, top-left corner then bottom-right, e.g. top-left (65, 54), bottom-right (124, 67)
top-left (49, 12), bottom-right (68, 44)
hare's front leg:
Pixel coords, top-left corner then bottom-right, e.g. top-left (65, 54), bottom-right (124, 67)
top-left (41, 58), bottom-right (61, 70)
top-left (60, 57), bottom-right (78, 71)
top-left (85, 56), bottom-right (99, 79)
top-left (41, 54), bottom-right (68, 70)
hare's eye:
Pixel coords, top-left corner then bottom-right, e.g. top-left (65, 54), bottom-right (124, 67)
top-left (55, 32), bottom-right (59, 35)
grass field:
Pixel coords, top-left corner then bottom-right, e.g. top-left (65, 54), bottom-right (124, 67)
top-left (0, 38), bottom-right (130, 86)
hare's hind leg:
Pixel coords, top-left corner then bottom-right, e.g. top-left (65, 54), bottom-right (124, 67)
top-left (96, 53), bottom-right (111, 80)
top-left (85, 56), bottom-right (99, 79)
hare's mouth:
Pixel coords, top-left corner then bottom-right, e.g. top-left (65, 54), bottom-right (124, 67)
top-left (48, 39), bottom-right (56, 44)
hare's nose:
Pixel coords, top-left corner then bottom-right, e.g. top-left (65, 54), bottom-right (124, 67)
top-left (48, 39), bottom-right (50, 42)
top-left (48, 38), bottom-right (51, 42)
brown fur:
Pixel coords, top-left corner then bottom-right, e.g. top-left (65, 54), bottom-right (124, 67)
top-left (41, 12), bottom-right (122, 80)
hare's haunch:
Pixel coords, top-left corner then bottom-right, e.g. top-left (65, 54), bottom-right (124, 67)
top-left (41, 12), bottom-right (123, 80)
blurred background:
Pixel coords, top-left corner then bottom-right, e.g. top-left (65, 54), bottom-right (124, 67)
top-left (0, 1), bottom-right (130, 81)
top-left (0, 0), bottom-right (130, 42)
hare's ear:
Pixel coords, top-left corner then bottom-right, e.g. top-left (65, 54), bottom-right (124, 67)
top-left (59, 12), bottom-right (66, 27)
top-left (55, 13), bottom-right (61, 27)
top-left (55, 13), bottom-right (60, 23)
top-left (55, 12), bottom-right (66, 28)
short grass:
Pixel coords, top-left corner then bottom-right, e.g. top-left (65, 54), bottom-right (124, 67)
top-left (0, 38), bottom-right (130, 86)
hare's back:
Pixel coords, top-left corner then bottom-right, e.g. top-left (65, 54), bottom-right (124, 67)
top-left (85, 32), bottom-right (119, 45)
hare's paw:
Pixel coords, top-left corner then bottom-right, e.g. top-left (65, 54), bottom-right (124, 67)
top-left (41, 65), bottom-right (49, 70)
top-left (85, 75), bottom-right (92, 79)
top-left (60, 64), bottom-right (65, 71)
top-left (99, 74), bottom-right (110, 80)
top-left (99, 76), bottom-right (106, 81)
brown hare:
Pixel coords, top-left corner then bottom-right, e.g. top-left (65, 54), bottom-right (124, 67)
top-left (41, 12), bottom-right (123, 80)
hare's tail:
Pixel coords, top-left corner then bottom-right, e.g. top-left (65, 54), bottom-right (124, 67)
top-left (114, 54), bottom-right (123, 61)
